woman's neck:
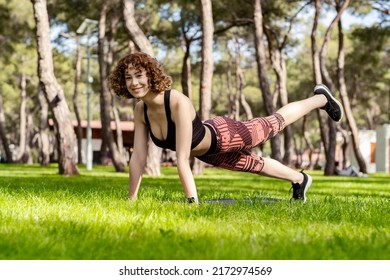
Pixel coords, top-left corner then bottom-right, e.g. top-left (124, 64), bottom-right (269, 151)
top-left (141, 90), bottom-right (164, 108)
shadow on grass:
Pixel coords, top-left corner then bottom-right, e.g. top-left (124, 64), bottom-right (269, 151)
top-left (203, 197), bottom-right (283, 205)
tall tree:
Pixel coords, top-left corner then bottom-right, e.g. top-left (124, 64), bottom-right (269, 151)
top-left (318, 1), bottom-right (340, 175)
top-left (318, 0), bottom-right (350, 175)
top-left (31, 0), bottom-right (79, 175)
top-left (192, 0), bottom-right (214, 175)
top-left (122, 0), bottom-right (162, 176)
top-left (98, 0), bottom-right (126, 172)
top-left (73, 35), bottom-right (83, 164)
top-left (226, 43), bottom-right (235, 119)
top-left (252, 0), bottom-right (282, 161)
top-left (309, 0), bottom-right (329, 170)
top-left (234, 34), bottom-right (253, 120)
top-left (179, 3), bottom-right (200, 100)
top-left (199, 0), bottom-right (214, 121)
top-left (262, 1), bottom-right (309, 165)
top-left (37, 84), bottom-right (50, 165)
top-left (15, 73), bottom-right (28, 162)
top-left (107, 5), bottom-right (126, 166)
top-left (335, 0), bottom-right (367, 173)
top-left (0, 91), bottom-right (13, 163)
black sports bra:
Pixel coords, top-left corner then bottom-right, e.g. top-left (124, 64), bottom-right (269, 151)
top-left (143, 90), bottom-right (206, 151)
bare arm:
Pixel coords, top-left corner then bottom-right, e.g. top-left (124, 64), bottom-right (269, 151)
top-left (171, 91), bottom-right (199, 204)
top-left (128, 102), bottom-right (148, 200)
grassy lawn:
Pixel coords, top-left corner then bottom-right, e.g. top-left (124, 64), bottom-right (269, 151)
top-left (0, 163), bottom-right (389, 260)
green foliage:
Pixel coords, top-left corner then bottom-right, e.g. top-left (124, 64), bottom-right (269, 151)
top-left (0, 0), bottom-right (38, 142)
top-left (1, 164), bottom-right (389, 260)
top-left (344, 24), bottom-right (390, 125)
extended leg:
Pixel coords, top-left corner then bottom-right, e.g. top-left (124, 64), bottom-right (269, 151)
top-left (276, 95), bottom-right (327, 126)
top-left (277, 84), bottom-right (344, 126)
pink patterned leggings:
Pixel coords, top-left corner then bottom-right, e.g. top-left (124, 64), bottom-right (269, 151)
top-left (197, 113), bottom-right (286, 174)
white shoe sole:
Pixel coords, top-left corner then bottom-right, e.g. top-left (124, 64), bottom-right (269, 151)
top-left (302, 174), bottom-right (312, 203)
top-left (314, 84), bottom-right (344, 122)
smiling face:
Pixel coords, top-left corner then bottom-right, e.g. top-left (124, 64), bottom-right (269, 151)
top-left (124, 64), bottom-right (151, 99)
top-left (109, 52), bottom-right (172, 99)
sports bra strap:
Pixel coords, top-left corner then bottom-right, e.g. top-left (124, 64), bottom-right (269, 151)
top-left (143, 102), bottom-right (151, 128)
top-left (164, 89), bottom-right (171, 121)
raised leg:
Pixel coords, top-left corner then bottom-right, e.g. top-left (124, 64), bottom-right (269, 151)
top-left (276, 94), bottom-right (327, 127)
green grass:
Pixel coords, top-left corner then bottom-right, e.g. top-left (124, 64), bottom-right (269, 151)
top-left (0, 163), bottom-right (389, 260)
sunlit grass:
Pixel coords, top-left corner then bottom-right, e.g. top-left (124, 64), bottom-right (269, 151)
top-left (0, 164), bottom-right (389, 260)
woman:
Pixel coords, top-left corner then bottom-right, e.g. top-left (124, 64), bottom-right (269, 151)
top-left (109, 52), bottom-right (343, 204)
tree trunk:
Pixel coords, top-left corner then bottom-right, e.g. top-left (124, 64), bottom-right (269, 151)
top-left (193, 0), bottom-right (214, 175)
top-left (302, 116), bottom-right (314, 169)
top-left (338, 124), bottom-right (350, 169)
top-left (199, 0), bottom-right (213, 124)
top-left (16, 73), bottom-right (27, 162)
top-left (239, 78), bottom-right (253, 120)
top-left (226, 49), bottom-right (234, 119)
top-left (0, 91), bottom-right (13, 163)
top-left (278, 58), bottom-right (294, 165)
top-left (109, 12), bottom-right (127, 162)
top-left (31, 0), bottom-right (79, 175)
top-left (263, 24), bottom-right (294, 165)
top-left (319, 0), bottom-right (350, 175)
top-left (37, 84), bottom-right (50, 166)
top-left (234, 64), bottom-right (240, 120)
top-left (181, 38), bottom-right (193, 100)
top-left (123, 0), bottom-right (162, 176)
top-left (336, 0), bottom-right (367, 173)
top-left (25, 112), bottom-right (34, 164)
top-left (73, 35), bottom-right (83, 164)
top-left (235, 41), bottom-right (253, 120)
top-left (253, 0), bottom-right (282, 161)
top-left (311, 0), bottom-right (322, 85)
top-left (123, 0), bottom-right (154, 55)
top-left (98, 0), bottom-right (126, 172)
top-left (310, 0), bottom-right (329, 171)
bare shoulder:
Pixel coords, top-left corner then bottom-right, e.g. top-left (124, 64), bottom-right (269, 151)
top-left (134, 100), bottom-right (145, 122)
top-left (170, 89), bottom-right (193, 110)
top-left (169, 89), bottom-right (195, 122)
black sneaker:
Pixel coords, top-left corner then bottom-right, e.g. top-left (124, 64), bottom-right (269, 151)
top-left (314, 84), bottom-right (344, 122)
top-left (290, 170), bottom-right (312, 203)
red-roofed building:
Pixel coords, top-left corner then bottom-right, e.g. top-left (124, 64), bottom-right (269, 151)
top-left (71, 120), bottom-right (134, 148)
top-left (49, 119), bottom-right (134, 164)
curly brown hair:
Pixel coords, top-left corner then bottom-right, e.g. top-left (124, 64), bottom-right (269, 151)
top-left (108, 52), bottom-right (172, 99)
